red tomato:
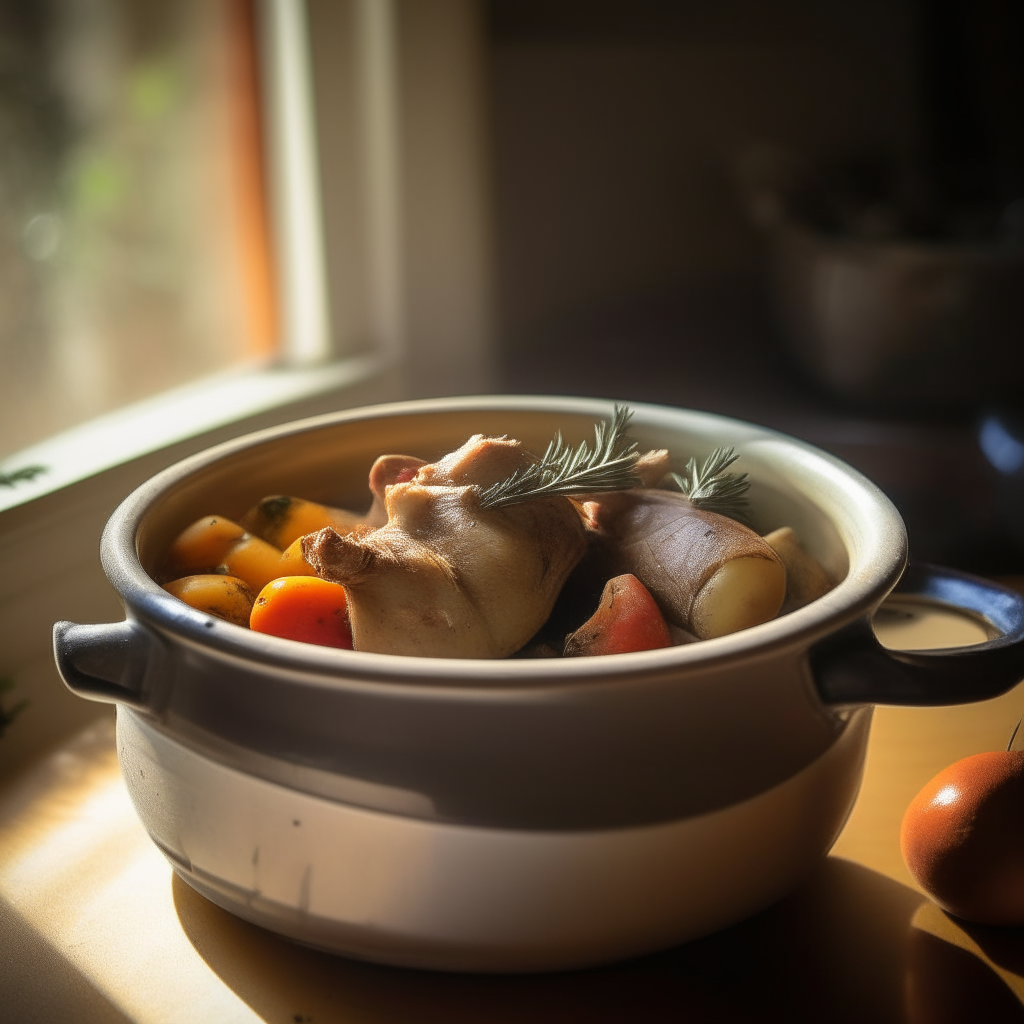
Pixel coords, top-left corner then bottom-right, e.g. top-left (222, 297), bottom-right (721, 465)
top-left (900, 750), bottom-right (1024, 925)
top-left (250, 576), bottom-right (353, 649)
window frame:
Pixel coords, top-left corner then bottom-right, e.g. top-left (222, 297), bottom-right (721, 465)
top-left (0, 0), bottom-right (494, 775)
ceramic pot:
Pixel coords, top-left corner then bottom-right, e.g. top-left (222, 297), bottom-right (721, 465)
top-left (770, 225), bottom-right (1024, 411)
top-left (52, 396), bottom-right (1024, 972)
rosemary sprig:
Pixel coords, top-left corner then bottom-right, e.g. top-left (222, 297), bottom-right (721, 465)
top-left (670, 446), bottom-right (751, 523)
top-left (479, 405), bottom-right (642, 509)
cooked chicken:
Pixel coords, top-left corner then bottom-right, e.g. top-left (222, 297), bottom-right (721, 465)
top-left (303, 435), bottom-right (588, 658)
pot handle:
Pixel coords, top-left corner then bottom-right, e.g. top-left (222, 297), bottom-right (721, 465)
top-left (53, 619), bottom-right (164, 711)
top-left (813, 564), bottom-right (1024, 706)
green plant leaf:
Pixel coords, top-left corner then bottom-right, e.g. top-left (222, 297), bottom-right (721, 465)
top-left (0, 465), bottom-right (47, 488)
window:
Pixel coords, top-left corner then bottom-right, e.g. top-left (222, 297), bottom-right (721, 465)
top-left (0, 0), bottom-right (276, 458)
top-left (0, 0), bottom-right (495, 773)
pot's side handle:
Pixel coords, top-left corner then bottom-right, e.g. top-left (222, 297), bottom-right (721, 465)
top-left (813, 564), bottom-right (1024, 706)
top-left (53, 619), bottom-right (163, 711)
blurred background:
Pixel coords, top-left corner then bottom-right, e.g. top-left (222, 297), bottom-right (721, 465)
top-left (2, 0), bottom-right (1024, 571)
top-left (0, 0), bottom-right (273, 455)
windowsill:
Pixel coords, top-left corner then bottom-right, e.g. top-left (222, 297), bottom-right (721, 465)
top-left (0, 353), bottom-right (391, 516)
top-left (0, 351), bottom-right (400, 778)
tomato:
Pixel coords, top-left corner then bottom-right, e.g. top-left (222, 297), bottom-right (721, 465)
top-left (250, 576), bottom-right (353, 649)
top-left (900, 750), bottom-right (1024, 925)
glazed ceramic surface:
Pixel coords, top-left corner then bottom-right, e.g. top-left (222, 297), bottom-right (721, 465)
top-left (118, 703), bottom-right (872, 972)
top-left (53, 396), bottom-right (1024, 971)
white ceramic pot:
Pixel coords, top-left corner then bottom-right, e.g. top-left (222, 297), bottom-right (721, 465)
top-left (53, 396), bottom-right (1024, 972)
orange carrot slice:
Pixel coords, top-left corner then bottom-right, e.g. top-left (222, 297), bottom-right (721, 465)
top-left (250, 576), bottom-right (353, 649)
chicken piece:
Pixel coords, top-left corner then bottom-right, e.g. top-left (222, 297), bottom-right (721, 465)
top-left (633, 448), bottom-right (671, 487)
top-left (303, 435), bottom-right (588, 658)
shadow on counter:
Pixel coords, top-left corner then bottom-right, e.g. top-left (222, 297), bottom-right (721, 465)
top-left (173, 856), bottom-right (1024, 1023)
top-left (0, 892), bottom-right (134, 1024)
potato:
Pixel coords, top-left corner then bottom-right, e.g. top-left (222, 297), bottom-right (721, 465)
top-left (162, 575), bottom-right (255, 626)
top-left (584, 489), bottom-right (786, 640)
top-left (166, 516), bottom-right (245, 576)
top-left (763, 526), bottom-right (834, 611)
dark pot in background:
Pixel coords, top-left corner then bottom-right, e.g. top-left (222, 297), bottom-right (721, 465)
top-left (769, 224), bottom-right (1024, 412)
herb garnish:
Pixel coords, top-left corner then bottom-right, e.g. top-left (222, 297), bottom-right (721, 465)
top-left (670, 446), bottom-right (751, 523)
top-left (479, 405), bottom-right (642, 509)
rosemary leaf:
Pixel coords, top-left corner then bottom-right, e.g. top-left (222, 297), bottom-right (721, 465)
top-left (670, 446), bottom-right (751, 523)
top-left (479, 405), bottom-right (642, 509)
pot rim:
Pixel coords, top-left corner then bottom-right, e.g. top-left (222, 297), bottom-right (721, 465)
top-left (100, 394), bottom-right (908, 694)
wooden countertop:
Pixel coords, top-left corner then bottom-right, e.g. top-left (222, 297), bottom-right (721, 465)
top-left (2, 599), bottom-right (1024, 1023)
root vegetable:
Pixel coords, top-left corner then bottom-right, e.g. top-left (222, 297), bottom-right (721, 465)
top-left (162, 575), bottom-right (255, 626)
top-left (167, 514), bottom-right (295, 594)
top-left (763, 526), bottom-right (834, 611)
top-left (167, 516), bottom-right (245, 575)
top-left (216, 534), bottom-right (286, 594)
top-left (564, 574), bottom-right (672, 657)
top-left (278, 537), bottom-right (318, 577)
top-left (242, 496), bottom-right (371, 550)
top-left (250, 576), bottom-right (353, 649)
top-left (583, 490), bottom-right (785, 640)
top-left (303, 435), bottom-right (588, 658)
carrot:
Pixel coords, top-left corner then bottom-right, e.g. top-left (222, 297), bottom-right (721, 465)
top-left (242, 495), bottom-right (366, 550)
top-left (166, 514), bottom-right (285, 593)
top-left (250, 576), bottom-right (353, 649)
top-left (218, 533), bottom-right (286, 593)
top-left (277, 536), bottom-right (318, 577)
top-left (167, 516), bottom-right (245, 575)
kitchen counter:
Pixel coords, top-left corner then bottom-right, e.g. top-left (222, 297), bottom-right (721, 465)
top-left (2, 598), bottom-right (1024, 1023)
